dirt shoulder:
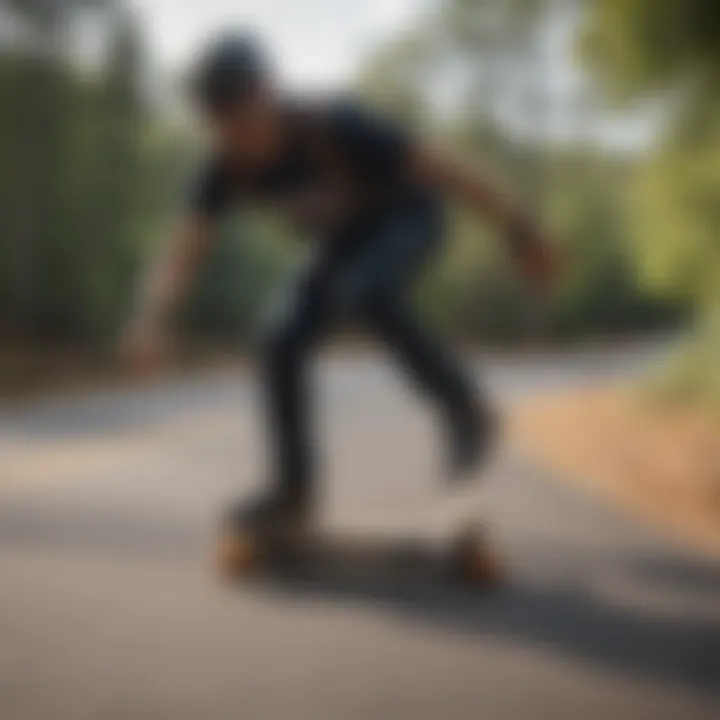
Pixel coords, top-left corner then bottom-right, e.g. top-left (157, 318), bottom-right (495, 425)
top-left (511, 386), bottom-right (720, 555)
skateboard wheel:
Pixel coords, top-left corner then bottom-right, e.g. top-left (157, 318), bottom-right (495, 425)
top-left (464, 543), bottom-right (504, 585)
top-left (451, 530), bottom-right (505, 586)
top-left (215, 528), bottom-right (261, 580)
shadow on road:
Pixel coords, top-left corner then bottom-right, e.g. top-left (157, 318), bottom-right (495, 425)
top-left (248, 556), bottom-right (720, 698)
top-left (1, 500), bottom-right (719, 698)
top-left (631, 557), bottom-right (720, 595)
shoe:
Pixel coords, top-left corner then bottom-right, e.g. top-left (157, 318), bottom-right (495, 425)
top-left (447, 399), bottom-right (499, 481)
top-left (224, 487), bottom-right (311, 538)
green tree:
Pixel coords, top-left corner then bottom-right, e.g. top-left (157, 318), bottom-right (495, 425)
top-left (356, 0), bottom-right (676, 342)
top-left (0, 0), bottom-right (117, 333)
top-left (581, 0), bottom-right (720, 402)
top-left (0, 0), bottom-right (162, 341)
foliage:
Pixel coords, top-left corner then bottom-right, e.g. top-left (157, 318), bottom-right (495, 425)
top-left (581, 0), bottom-right (720, 402)
top-left (186, 214), bottom-right (298, 343)
top-left (358, 0), bottom-right (679, 341)
top-left (580, 0), bottom-right (720, 103)
top-left (0, 5), bottom-right (150, 340)
top-left (0, 0), bottom-right (693, 356)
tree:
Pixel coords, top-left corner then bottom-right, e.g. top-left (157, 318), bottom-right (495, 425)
top-left (581, 0), bottom-right (720, 401)
top-left (0, 0), bottom-right (117, 333)
top-left (83, 9), bottom-right (146, 336)
top-left (0, 1), bottom-right (156, 341)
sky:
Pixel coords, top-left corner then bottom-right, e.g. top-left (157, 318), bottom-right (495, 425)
top-left (129, 0), bottom-right (423, 90)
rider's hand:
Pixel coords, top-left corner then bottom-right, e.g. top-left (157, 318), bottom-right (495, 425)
top-left (518, 234), bottom-right (562, 293)
top-left (509, 220), bottom-right (562, 293)
top-left (119, 318), bottom-right (171, 379)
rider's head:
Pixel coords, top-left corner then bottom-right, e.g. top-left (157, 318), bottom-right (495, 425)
top-left (188, 32), bottom-right (280, 159)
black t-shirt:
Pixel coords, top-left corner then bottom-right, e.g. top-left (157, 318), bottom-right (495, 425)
top-left (189, 96), bottom-right (418, 236)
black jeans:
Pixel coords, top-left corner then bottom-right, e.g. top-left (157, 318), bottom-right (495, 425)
top-left (261, 195), bottom-right (479, 502)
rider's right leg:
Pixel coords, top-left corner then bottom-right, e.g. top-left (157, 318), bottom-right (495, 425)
top-left (342, 198), bottom-right (498, 482)
top-left (362, 297), bottom-right (497, 480)
top-left (227, 253), bottom-right (339, 533)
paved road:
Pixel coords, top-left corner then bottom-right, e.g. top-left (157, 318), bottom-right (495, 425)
top-left (1, 344), bottom-right (719, 720)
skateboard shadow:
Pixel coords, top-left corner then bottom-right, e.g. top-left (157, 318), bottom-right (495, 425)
top-left (239, 539), bottom-right (720, 699)
top-left (631, 556), bottom-right (720, 594)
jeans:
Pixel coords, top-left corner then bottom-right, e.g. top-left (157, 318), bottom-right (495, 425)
top-left (260, 194), bottom-right (479, 502)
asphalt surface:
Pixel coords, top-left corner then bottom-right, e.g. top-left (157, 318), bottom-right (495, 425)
top-left (1, 343), bottom-right (719, 720)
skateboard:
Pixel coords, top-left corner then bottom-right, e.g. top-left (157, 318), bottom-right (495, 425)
top-left (214, 498), bottom-right (505, 587)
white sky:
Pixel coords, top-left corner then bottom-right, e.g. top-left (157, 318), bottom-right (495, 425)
top-left (129, 0), bottom-right (422, 90)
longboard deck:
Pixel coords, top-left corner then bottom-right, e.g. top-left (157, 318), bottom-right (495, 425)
top-left (216, 479), bottom-right (502, 585)
top-left (216, 519), bottom-right (504, 586)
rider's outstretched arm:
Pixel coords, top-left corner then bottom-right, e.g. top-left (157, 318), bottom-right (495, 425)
top-left (412, 147), bottom-right (559, 288)
top-left (121, 215), bottom-right (214, 373)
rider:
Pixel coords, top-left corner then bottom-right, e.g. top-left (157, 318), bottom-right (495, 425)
top-left (122, 32), bottom-right (558, 532)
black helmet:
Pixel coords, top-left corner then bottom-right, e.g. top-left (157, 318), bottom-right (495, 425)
top-left (189, 32), bottom-right (269, 113)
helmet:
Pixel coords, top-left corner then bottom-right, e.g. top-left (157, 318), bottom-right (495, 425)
top-left (188, 32), bottom-right (269, 113)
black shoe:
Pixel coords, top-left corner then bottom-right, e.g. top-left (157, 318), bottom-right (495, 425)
top-left (447, 400), bottom-right (499, 481)
top-left (224, 488), bottom-right (310, 537)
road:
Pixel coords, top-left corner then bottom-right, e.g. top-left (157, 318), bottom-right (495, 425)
top-left (1, 343), bottom-right (719, 720)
